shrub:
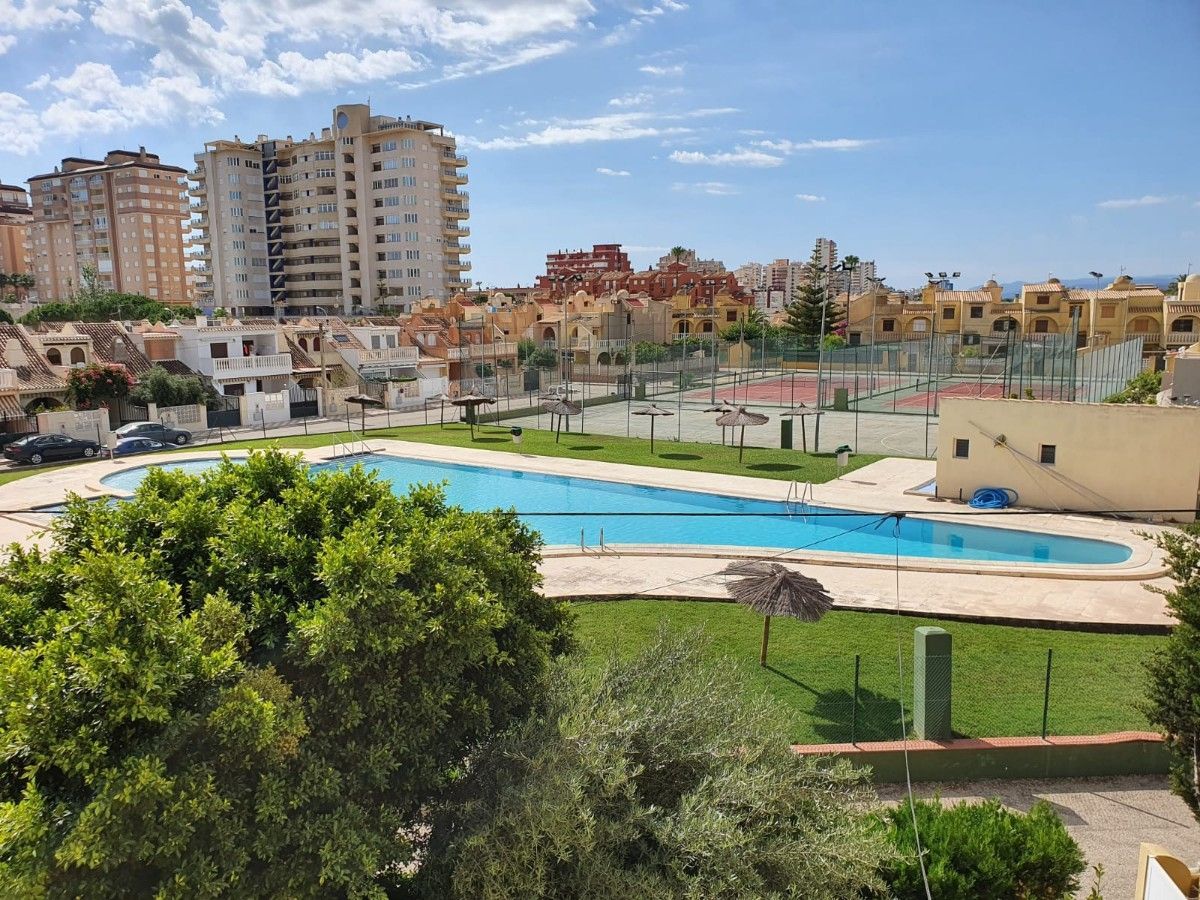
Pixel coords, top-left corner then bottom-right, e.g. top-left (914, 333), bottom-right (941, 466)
top-left (128, 365), bottom-right (210, 408)
top-left (0, 449), bottom-right (573, 896)
top-left (1104, 369), bottom-right (1162, 404)
top-left (415, 628), bottom-right (887, 898)
top-left (65, 362), bottom-right (134, 409)
top-left (880, 797), bottom-right (1085, 899)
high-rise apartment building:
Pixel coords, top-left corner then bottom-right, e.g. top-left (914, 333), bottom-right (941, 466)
top-left (27, 149), bottom-right (190, 304)
top-left (0, 182), bottom-right (31, 278)
top-left (848, 259), bottom-right (877, 294)
top-left (191, 103), bottom-right (470, 316)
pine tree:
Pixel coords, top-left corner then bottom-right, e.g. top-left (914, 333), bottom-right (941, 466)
top-left (783, 246), bottom-right (843, 341)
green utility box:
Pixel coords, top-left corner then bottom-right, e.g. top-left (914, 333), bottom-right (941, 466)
top-left (833, 387), bottom-right (850, 411)
top-left (635, 382), bottom-right (647, 401)
top-left (780, 418), bottom-right (793, 449)
top-left (913, 627), bottom-right (952, 740)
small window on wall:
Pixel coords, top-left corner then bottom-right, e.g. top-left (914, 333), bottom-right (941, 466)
top-left (969, 306), bottom-right (983, 319)
top-left (942, 306), bottom-right (954, 320)
top-left (954, 438), bottom-right (969, 459)
top-left (1039, 444), bottom-right (1056, 465)
top-left (882, 319), bottom-right (895, 332)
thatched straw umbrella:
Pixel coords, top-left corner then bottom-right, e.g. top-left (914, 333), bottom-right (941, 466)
top-left (723, 560), bottom-right (834, 667)
top-left (780, 403), bottom-right (822, 453)
top-left (450, 391), bottom-right (497, 439)
top-left (704, 399), bottom-right (736, 445)
top-left (631, 404), bottom-right (674, 454)
top-left (427, 391), bottom-right (451, 428)
top-left (541, 397), bottom-right (581, 443)
top-left (714, 406), bottom-right (769, 463)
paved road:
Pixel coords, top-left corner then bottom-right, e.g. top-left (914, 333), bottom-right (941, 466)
top-left (875, 775), bottom-right (1199, 897)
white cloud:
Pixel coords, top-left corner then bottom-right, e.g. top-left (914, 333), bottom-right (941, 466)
top-left (0, 0), bottom-right (82, 31)
top-left (0, 34), bottom-right (14, 54)
top-left (795, 193), bottom-right (825, 202)
top-left (0, 92), bottom-right (42, 154)
top-left (38, 62), bottom-right (222, 139)
top-left (756, 137), bottom-right (874, 152)
top-left (464, 107), bottom-right (736, 151)
top-left (246, 48), bottom-right (422, 96)
top-left (1096, 195), bottom-right (1173, 209)
top-left (608, 91), bottom-right (653, 108)
top-left (669, 147), bottom-right (784, 167)
top-left (640, 63), bottom-right (684, 76)
top-left (596, 167), bottom-right (631, 176)
top-left (673, 181), bottom-right (739, 196)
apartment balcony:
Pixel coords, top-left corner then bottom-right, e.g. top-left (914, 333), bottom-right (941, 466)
top-left (1167, 331), bottom-right (1198, 347)
top-left (190, 181), bottom-right (207, 196)
top-left (188, 168), bottom-right (205, 180)
top-left (441, 152), bottom-right (468, 167)
top-left (191, 247), bottom-right (211, 261)
top-left (210, 352), bottom-right (292, 379)
top-left (443, 241), bottom-right (470, 252)
top-left (445, 277), bottom-right (472, 289)
top-left (444, 205), bottom-right (469, 219)
top-left (341, 346), bottom-right (420, 368)
top-left (441, 188), bottom-right (469, 202)
top-left (445, 342), bottom-right (516, 361)
top-left (0, 368), bottom-right (17, 391)
top-left (440, 169), bottom-right (469, 185)
top-left (1128, 331), bottom-right (1162, 346)
top-left (192, 200), bottom-right (208, 213)
top-left (443, 223), bottom-right (470, 237)
top-left (194, 216), bottom-right (209, 229)
top-left (447, 260), bottom-right (472, 272)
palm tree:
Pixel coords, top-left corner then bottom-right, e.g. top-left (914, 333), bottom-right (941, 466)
top-left (14, 273), bottom-right (35, 303)
top-left (723, 560), bottom-right (834, 667)
top-left (669, 246), bottom-right (688, 266)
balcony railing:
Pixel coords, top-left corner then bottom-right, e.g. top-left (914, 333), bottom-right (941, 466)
top-left (445, 342), bottom-right (517, 361)
top-left (443, 223), bottom-right (470, 236)
top-left (1167, 331), bottom-right (1198, 346)
top-left (1128, 331), bottom-right (1161, 345)
top-left (441, 152), bottom-right (468, 166)
top-left (343, 346), bottom-right (420, 368)
top-left (211, 352), bottom-right (291, 377)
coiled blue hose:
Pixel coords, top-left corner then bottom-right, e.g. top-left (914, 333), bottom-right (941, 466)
top-left (968, 487), bottom-right (1017, 509)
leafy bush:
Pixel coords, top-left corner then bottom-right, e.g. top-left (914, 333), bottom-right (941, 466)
top-left (20, 293), bottom-right (201, 325)
top-left (634, 340), bottom-right (668, 364)
top-left (1104, 368), bottom-right (1162, 404)
top-left (0, 450), bottom-right (572, 896)
top-left (415, 628), bottom-right (887, 898)
top-left (65, 362), bottom-right (134, 409)
top-left (128, 365), bottom-right (211, 408)
top-left (879, 797), bottom-right (1085, 899)
top-left (1145, 522), bottom-right (1200, 819)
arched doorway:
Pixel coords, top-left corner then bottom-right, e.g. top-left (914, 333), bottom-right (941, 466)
top-left (700, 321), bottom-right (713, 334)
top-left (25, 397), bottom-right (60, 414)
top-left (299, 337), bottom-right (309, 351)
top-left (909, 316), bottom-right (930, 334)
top-left (597, 352), bottom-right (611, 366)
top-left (676, 320), bottom-right (691, 336)
top-left (46, 348), bottom-right (61, 365)
top-left (69, 347), bottom-right (86, 364)
top-left (542, 326), bottom-right (555, 343)
top-left (992, 316), bottom-right (1019, 334)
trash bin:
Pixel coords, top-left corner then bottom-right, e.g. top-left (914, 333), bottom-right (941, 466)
top-left (510, 426), bottom-right (523, 445)
top-left (835, 444), bottom-right (852, 468)
top-left (780, 418), bottom-right (793, 450)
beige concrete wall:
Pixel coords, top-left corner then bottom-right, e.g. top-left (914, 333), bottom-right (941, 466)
top-left (936, 398), bottom-right (1200, 521)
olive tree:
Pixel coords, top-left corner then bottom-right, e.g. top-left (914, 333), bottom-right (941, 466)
top-left (415, 629), bottom-right (888, 899)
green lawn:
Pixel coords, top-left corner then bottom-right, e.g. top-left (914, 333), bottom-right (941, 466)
top-left (222, 422), bottom-right (882, 483)
top-left (0, 423), bottom-right (877, 491)
top-left (572, 600), bottom-right (1163, 744)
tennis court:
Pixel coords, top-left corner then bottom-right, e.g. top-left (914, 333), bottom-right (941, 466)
top-left (684, 372), bottom-right (898, 406)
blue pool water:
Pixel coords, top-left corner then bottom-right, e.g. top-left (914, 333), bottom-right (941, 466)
top-left (99, 455), bottom-right (1131, 565)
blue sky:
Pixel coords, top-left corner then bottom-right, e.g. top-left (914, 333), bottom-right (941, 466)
top-left (0, 0), bottom-right (1196, 289)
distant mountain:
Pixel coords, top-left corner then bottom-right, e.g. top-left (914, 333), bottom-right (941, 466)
top-left (993, 274), bottom-right (1181, 296)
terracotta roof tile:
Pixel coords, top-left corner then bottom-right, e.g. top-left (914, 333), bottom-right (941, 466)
top-left (70, 323), bottom-right (154, 377)
top-left (0, 326), bottom-right (66, 393)
top-left (286, 338), bottom-right (319, 372)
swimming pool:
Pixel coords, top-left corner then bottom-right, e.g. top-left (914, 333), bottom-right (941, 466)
top-left (99, 455), bottom-right (1132, 565)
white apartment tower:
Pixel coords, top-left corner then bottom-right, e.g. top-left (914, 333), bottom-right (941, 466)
top-left (191, 103), bottom-right (470, 316)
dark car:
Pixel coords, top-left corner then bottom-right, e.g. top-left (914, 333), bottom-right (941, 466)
top-left (113, 422), bottom-right (192, 445)
top-left (3, 434), bottom-right (101, 465)
top-left (111, 437), bottom-right (169, 458)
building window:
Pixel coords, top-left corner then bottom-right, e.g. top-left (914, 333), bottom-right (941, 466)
top-left (46, 348), bottom-right (61, 365)
top-left (1039, 444), bottom-right (1056, 465)
top-left (954, 438), bottom-right (969, 459)
top-left (942, 306), bottom-right (954, 320)
top-left (969, 306), bottom-right (983, 319)
top-left (1037, 294), bottom-right (1049, 304)
top-left (1101, 304), bottom-right (1116, 319)
top-left (882, 319), bottom-right (895, 332)
top-left (69, 347), bottom-right (85, 365)
top-left (1034, 319), bottom-right (1049, 333)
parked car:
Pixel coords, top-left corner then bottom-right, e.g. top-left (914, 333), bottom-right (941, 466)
top-left (111, 437), bottom-right (169, 458)
top-left (113, 422), bottom-right (192, 445)
top-left (3, 434), bottom-right (101, 465)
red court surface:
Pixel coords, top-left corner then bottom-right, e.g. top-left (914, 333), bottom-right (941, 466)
top-left (893, 381), bottom-right (1058, 409)
top-left (685, 375), bottom-right (896, 405)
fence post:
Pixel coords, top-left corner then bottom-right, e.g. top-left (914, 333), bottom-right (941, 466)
top-left (1041, 648), bottom-right (1053, 740)
top-left (851, 653), bottom-right (860, 746)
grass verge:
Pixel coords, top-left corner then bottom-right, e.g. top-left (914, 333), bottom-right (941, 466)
top-left (572, 600), bottom-right (1162, 744)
